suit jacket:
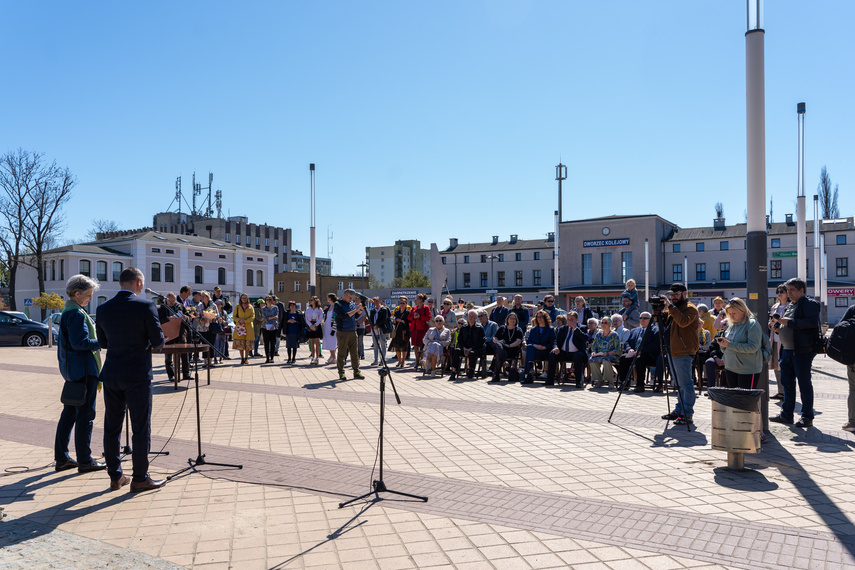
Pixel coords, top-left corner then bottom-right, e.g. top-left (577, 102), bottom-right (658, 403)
top-left (457, 322), bottom-right (485, 350)
top-left (57, 307), bottom-right (101, 382)
top-left (96, 291), bottom-right (165, 384)
top-left (555, 325), bottom-right (587, 354)
top-left (626, 324), bottom-right (660, 358)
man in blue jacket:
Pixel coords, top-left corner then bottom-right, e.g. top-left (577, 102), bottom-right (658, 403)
top-left (616, 312), bottom-right (661, 393)
top-left (96, 267), bottom-right (165, 492)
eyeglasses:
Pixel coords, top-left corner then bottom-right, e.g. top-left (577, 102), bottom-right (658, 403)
top-left (443, 302), bottom-right (451, 305)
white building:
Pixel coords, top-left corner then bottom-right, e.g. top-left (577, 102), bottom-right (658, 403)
top-left (16, 231), bottom-right (275, 313)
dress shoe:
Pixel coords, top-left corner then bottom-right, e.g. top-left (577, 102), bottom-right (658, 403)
top-left (843, 422), bottom-right (855, 432)
top-left (575, 380), bottom-right (582, 388)
top-left (544, 380), bottom-right (555, 386)
top-left (449, 371), bottom-right (457, 381)
top-left (130, 477), bottom-right (166, 493)
top-left (662, 412), bottom-right (680, 421)
top-left (633, 386), bottom-right (646, 393)
top-left (78, 460), bottom-right (107, 473)
top-left (795, 418), bottom-right (813, 428)
top-left (55, 459), bottom-right (79, 472)
top-left (769, 414), bottom-right (794, 425)
top-left (110, 475), bottom-right (130, 490)
top-left (771, 392), bottom-right (784, 400)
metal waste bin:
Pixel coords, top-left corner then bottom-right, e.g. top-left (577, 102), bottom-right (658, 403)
top-left (708, 387), bottom-right (764, 470)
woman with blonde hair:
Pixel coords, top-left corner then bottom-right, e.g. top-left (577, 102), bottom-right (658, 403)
top-left (232, 293), bottom-right (255, 365)
top-left (718, 297), bottom-right (764, 389)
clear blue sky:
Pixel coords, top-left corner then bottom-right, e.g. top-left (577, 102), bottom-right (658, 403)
top-left (3, 1), bottom-right (853, 276)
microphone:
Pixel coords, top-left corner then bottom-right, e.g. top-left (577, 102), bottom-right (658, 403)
top-left (146, 288), bottom-right (167, 298)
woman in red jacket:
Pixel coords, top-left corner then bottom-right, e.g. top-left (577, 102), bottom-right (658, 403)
top-left (409, 293), bottom-right (431, 370)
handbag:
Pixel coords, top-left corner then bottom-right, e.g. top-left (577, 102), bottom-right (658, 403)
top-left (235, 323), bottom-right (247, 337)
top-left (61, 380), bottom-right (87, 406)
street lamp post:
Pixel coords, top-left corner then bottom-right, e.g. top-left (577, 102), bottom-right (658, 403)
top-left (486, 255), bottom-right (498, 302)
top-left (358, 262), bottom-right (367, 292)
top-left (555, 164), bottom-right (567, 305)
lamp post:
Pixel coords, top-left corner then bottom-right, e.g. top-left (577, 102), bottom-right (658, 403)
top-left (555, 164), bottom-right (566, 305)
top-left (486, 255), bottom-right (499, 302)
top-left (796, 103), bottom-right (807, 282)
top-left (309, 163), bottom-right (317, 298)
top-left (358, 262), bottom-right (367, 292)
top-left (745, 0), bottom-right (769, 433)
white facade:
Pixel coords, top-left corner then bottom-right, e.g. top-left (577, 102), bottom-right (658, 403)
top-left (16, 231), bottom-right (274, 313)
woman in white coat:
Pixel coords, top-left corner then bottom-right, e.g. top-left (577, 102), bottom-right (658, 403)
top-left (322, 293), bottom-right (338, 364)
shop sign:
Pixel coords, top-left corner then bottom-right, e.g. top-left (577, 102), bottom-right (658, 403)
top-left (582, 238), bottom-right (630, 248)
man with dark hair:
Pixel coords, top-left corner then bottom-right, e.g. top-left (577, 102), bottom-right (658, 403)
top-left (96, 267), bottom-right (165, 492)
top-left (157, 292), bottom-right (190, 381)
top-left (618, 296), bottom-right (641, 329)
top-left (660, 283), bottom-right (700, 426)
top-left (770, 277), bottom-right (822, 428)
top-left (178, 285), bottom-right (193, 308)
top-left (542, 295), bottom-right (559, 324)
top-left (509, 295), bottom-right (530, 333)
top-left (547, 311), bottom-right (589, 388)
top-left (841, 302), bottom-right (855, 433)
top-left (616, 312), bottom-right (661, 393)
top-left (490, 296), bottom-right (509, 327)
top-left (334, 289), bottom-right (365, 381)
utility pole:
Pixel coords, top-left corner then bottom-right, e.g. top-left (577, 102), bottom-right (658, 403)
top-left (555, 163), bottom-right (566, 305)
top-left (797, 102), bottom-right (807, 282)
top-left (309, 163), bottom-right (317, 298)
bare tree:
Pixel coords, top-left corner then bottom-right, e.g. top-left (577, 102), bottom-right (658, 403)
top-left (714, 202), bottom-right (724, 219)
top-left (0, 149), bottom-right (75, 312)
top-left (85, 218), bottom-right (120, 241)
top-left (817, 166), bottom-right (840, 219)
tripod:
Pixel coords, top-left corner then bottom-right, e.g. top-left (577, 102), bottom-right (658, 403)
top-left (339, 301), bottom-right (428, 508)
top-left (148, 294), bottom-right (242, 480)
top-left (608, 308), bottom-right (691, 432)
top-left (121, 409), bottom-right (169, 458)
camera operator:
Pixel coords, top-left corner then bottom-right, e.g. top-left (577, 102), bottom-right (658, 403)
top-left (770, 277), bottom-right (821, 428)
top-left (659, 283), bottom-right (700, 426)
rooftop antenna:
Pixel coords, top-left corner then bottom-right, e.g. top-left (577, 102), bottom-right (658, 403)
top-left (206, 172), bottom-right (214, 217)
top-left (175, 176), bottom-right (182, 215)
top-left (192, 172), bottom-right (200, 216)
top-left (215, 188), bottom-right (223, 218)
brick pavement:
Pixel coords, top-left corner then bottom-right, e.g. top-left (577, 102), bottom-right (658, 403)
top-left (2, 346), bottom-right (855, 568)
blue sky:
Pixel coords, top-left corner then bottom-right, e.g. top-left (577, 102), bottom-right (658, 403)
top-left (2, 1), bottom-right (853, 276)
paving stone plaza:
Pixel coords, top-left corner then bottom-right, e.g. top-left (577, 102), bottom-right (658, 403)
top-left (2, 345), bottom-right (855, 569)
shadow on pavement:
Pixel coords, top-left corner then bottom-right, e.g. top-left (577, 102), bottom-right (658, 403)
top-left (712, 466), bottom-right (779, 492)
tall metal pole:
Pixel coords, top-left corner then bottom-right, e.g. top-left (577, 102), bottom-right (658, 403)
top-left (555, 164), bottom-right (566, 305)
top-left (554, 210), bottom-right (559, 299)
top-left (644, 238), bottom-right (649, 311)
top-left (309, 163), bottom-right (317, 298)
top-left (796, 102), bottom-right (807, 282)
top-left (745, 0), bottom-right (769, 429)
top-left (814, 195), bottom-right (821, 298)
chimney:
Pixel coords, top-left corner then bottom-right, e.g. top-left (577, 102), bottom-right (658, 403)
top-left (491, 236), bottom-right (499, 245)
top-left (785, 213), bottom-right (795, 226)
top-left (449, 238), bottom-right (458, 249)
top-left (547, 232), bottom-right (555, 242)
top-left (713, 217), bottom-right (726, 231)
top-left (509, 234), bottom-right (518, 244)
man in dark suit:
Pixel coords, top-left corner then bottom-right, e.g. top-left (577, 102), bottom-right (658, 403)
top-left (157, 292), bottom-right (190, 381)
top-left (616, 312), bottom-right (661, 393)
top-left (547, 311), bottom-right (589, 388)
top-left (96, 267), bottom-right (166, 492)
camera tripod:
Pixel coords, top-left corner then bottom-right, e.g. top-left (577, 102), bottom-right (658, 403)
top-left (608, 305), bottom-right (691, 432)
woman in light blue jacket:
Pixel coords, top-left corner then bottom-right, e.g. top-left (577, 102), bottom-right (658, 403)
top-left (718, 297), bottom-right (764, 389)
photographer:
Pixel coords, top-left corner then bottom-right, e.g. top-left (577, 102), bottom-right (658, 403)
top-left (770, 277), bottom-right (821, 428)
top-left (659, 283), bottom-right (700, 426)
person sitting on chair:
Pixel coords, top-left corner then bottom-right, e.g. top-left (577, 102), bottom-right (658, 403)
top-left (450, 310), bottom-right (485, 380)
top-left (521, 310), bottom-right (556, 384)
top-left (422, 315), bottom-right (452, 377)
top-left (547, 310), bottom-right (589, 388)
top-left (616, 312), bottom-right (661, 393)
top-left (491, 312), bottom-right (524, 382)
top-left (590, 316), bottom-right (621, 389)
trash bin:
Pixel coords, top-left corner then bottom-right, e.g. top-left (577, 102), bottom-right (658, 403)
top-left (708, 387), bottom-right (764, 470)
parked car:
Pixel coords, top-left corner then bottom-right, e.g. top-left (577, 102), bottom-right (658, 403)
top-left (0, 310), bottom-right (51, 347)
top-left (43, 313), bottom-right (62, 343)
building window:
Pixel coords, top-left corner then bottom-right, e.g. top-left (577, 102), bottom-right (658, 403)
top-left (770, 260), bottom-right (782, 279)
top-left (696, 263), bottom-right (706, 281)
top-left (837, 258), bottom-right (849, 277)
top-left (441, 257), bottom-right (446, 265)
top-left (165, 263), bottom-right (174, 283)
top-left (337, 282), bottom-right (343, 290)
top-left (194, 265), bottom-right (203, 284)
top-left (551, 268), bottom-right (555, 285)
top-left (498, 254), bottom-right (504, 262)
top-left (836, 297), bottom-right (850, 308)
top-left (218, 267), bottom-right (226, 285)
top-left (166, 249), bottom-right (174, 254)
top-left (245, 235), bottom-right (250, 246)
top-left (60, 259), bottom-right (65, 280)
top-left (696, 243), bottom-right (705, 252)
top-left (672, 264), bottom-right (682, 282)
top-left (246, 269), bottom-right (254, 286)
top-left (347, 282), bottom-right (353, 289)
top-left (247, 256), bottom-right (253, 261)
top-left (582, 254), bottom-right (592, 285)
top-left (464, 256), bottom-right (469, 263)
top-left (480, 272), bottom-right (488, 287)
top-left (673, 244), bottom-right (681, 253)
top-left (720, 262), bottom-right (731, 280)
top-left (534, 251), bottom-right (540, 260)
top-left (112, 262), bottom-right (122, 281)
top-left (151, 247), bottom-right (160, 253)
top-left (257, 270), bottom-right (263, 287)
top-left (225, 233), bottom-right (230, 242)
top-left (720, 241), bottom-right (729, 251)
top-left (601, 252), bottom-right (612, 284)
top-left (463, 273), bottom-right (471, 288)
top-left (219, 254), bottom-right (226, 259)
top-left (50, 260), bottom-right (56, 281)
top-left (194, 252), bottom-right (202, 257)
top-left (771, 238), bottom-right (780, 248)
top-left (96, 261), bottom-right (107, 281)
top-left (294, 281), bottom-right (301, 292)
top-left (838, 235), bottom-right (847, 246)
top-left (278, 281), bottom-right (284, 293)
top-left (515, 270), bottom-right (523, 287)
top-left (151, 262), bottom-right (161, 282)
top-left (265, 238), bottom-right (269, 246)
top-left (79, 260), bottom-right (91, 277)
top-left (497, 271), bottom-right (505, 287)
top-left (621, 252), bottom-right (632, 283)
top-left (480, 255), bottom-right (487, 263)
top-left (533, 270), bottom-right (541, 286)
top-left (515, 252), bottom-right (522, 262)
top-left (256, 238), bottom-right (260, 246)
top-left (274, 239), bottom-right (278, 248)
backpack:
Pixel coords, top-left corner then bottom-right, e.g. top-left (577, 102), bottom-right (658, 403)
top-left (380, 308), bottom-right (394, 334)
top-left (826, 319), bottom-right (855, 365)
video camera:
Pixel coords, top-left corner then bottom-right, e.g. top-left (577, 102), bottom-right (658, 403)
top-left (648, 295), bottom-right (666, 315)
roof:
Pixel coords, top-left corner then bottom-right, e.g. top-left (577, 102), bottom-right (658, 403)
top-left (667, 218), bottom-right (854, 242)
top-left (45, 244), bottom-right (132, 257)
top-left (562, 214), bottom-right (676, 225)
top-left (48, 231), bottom-right (276, 255)
top-left (444, 238), bottom-right (554, 253)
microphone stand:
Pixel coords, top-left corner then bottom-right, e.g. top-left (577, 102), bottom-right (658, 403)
top-left (339, 302), bottom-right (427, 508)
top-left (146, 292), bottom-right (243, 479)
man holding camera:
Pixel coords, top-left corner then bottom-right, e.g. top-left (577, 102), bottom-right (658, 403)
top-left (770, 278), bottom-right (821, 428)
top-left (659, 283), bottom-right (700, 426)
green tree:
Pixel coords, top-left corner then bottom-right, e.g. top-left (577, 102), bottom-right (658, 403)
top-left (392, 269), bottom-right (430, 288)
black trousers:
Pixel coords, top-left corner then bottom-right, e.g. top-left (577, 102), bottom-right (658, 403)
top-left (262, 329), bottom-right (278, 358)
top-left (616, 352), bottom-right (659, 387)
top-left (451, 347), bottom-right (484, 375)
top-left (165, 345), bottom-right (189, 379)
top-left (103, 379), bottom-right (152, 483)
top-left (548, 351), bottom-right (588, 382)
